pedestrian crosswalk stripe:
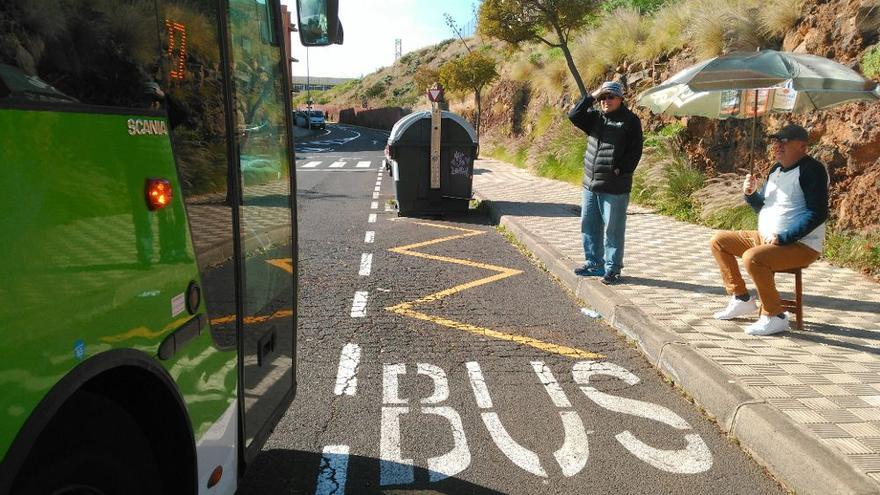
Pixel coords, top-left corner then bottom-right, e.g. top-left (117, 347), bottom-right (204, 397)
top-left (356, 161), bottom-right (371, 168)
top-left (302, 161), bottom-right (321, 168)
top-left (330, 161), bottom-right (346, 168)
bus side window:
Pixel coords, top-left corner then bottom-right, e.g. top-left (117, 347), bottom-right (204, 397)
top-left (158, 0), bottom-right (237, 350)
top-left (257, 0), bottom-right (279, 45)
top-left (0, 2), bottom-right (162, 110)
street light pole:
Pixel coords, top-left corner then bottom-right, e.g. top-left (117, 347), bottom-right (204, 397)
top-left (306, 46), bottom-right (311, 130)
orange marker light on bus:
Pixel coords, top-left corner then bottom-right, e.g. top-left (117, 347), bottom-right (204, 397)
top-left (145, 178), bottom-right (173, 210)
top-left (207, 465), bottom-right (223, 488)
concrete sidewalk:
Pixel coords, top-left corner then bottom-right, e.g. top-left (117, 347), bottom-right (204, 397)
top-left (472, 157), bottom-right (880, 495)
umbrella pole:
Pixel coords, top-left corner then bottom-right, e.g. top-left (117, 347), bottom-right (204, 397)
top-left (750, 89), bottom-right (758, 175)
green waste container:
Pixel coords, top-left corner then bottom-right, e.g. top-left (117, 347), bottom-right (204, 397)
top-left (386, 111), bottom-right (478, 216)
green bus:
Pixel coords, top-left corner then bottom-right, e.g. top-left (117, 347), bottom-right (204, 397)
top-left (0, 1), bottom-right (340, 493)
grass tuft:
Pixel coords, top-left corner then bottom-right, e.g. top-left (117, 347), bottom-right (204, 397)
top-left (824, 230), bottom-right (880, 279)
top-left (759, 0), bottom-right (807, 38)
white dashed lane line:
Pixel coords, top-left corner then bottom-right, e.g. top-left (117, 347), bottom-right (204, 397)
top-left (359, 253), bottom-right (373, 276)
top-left (334, 343), bottom-right (362, 396)
top-left (365, 231), bottom-right (375, 243)
top-left (350, 291), bottom-right (368, 317)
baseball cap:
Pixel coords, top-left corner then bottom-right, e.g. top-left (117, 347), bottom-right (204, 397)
top-left (595, 81), bottom-right (624, 98)
top-left (768, 124), bottom-right (809, 142)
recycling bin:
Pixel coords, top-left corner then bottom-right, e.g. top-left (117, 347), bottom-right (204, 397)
top-left (386, 110), bottom-right (478, 216)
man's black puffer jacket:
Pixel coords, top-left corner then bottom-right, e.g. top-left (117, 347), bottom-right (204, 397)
top-left (568, 95), bottom-right (644, 194)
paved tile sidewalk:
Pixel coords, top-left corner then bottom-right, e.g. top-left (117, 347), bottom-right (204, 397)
top-left (473, 157), bottom-right (880, 493)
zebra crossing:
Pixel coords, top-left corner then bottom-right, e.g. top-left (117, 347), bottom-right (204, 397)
top-left (297, 159), bottom-right (378, 170)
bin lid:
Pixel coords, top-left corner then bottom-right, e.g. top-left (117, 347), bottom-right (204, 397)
top-left (387, 110), bottom-right (477, 146)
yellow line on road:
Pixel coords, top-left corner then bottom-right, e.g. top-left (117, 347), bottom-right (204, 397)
top-left (386, 222), bottom-right (604, 360)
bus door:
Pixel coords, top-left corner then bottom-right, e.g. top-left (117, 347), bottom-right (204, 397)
top-left (226, 0), bottom-right (298, 462)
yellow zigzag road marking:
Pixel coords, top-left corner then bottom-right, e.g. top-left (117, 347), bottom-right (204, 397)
top-left (386, 222), bottom-right (604, 360)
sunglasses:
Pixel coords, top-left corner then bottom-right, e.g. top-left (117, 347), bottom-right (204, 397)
top-left (769, 137), bottom-right (795, 144)
top-left (597, 95), bottom-right (620, 101)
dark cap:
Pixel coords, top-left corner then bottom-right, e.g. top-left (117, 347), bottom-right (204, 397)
top-left (768, 124), bottom-right (809, 142)
top-left (595, 81), bottom-right (624, 98)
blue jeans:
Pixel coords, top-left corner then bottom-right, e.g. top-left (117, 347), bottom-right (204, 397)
top-left (581, 188), bottom-right (630, 275)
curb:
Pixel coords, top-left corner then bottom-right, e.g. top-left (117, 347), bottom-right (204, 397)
top-left (479, 196), bottom-right (879, 495)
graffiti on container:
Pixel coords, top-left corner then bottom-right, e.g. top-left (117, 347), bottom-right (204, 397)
top-left (450, 151), bottom-right (471, 177)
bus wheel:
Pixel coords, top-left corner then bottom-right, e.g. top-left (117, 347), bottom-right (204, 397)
top-left (14, 391), bottom-right (165, 495)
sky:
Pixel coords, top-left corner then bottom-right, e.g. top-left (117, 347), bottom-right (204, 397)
top-left (281, 0), bottom-right (479, 79)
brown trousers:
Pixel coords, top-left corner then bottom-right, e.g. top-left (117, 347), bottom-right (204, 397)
top-left (710, 230), bottom-right (819, 316)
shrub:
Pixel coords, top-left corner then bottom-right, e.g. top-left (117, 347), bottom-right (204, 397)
top-left (644, 121), bottom-right (685, 148)
top-left (863, 45), bottom-right (880, 79)
top-left (364, 80), bottom-right (386, 99)
top-left (528, 51), bottom-right (545, 66)
top-left (533, 106), bottom-right (557, 138)
top-left (601, 0), bottom-right (670, 14)
top-left (655, 159), bottom-right (705, 221)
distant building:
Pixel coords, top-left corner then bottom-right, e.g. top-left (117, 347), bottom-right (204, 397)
top-left (291, 76), bottom-right (354, 93)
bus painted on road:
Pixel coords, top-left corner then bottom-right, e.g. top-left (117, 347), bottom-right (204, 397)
top-left (0, 0), bottom-right (340, 493)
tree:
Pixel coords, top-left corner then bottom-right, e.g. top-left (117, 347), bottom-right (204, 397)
top-left (478, 0), bottom-right (594, 97)
top-left (413, 66), bottom-right (440, 93)
top-left (439, 51), bottom-right (498, 138)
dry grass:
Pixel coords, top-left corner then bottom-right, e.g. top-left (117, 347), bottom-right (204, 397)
top-left (759, 0), bottom-right (807, 38)
top-left (592, 8), bottom-right (649, 67)
top-left (509, 58), bottom-right (537, 81)
top-left (570, 30), bottom-right (617, 90)
top-left (685, 0), bottom-right (773, 58)
top-left (687, 0), bottom-right (732, 58)
top-left (692, 173), bottom-right (747, 219)
top-left (638, 1), bottom-right (691, 62)
top-left (534, 57), bottom-right (570, 97)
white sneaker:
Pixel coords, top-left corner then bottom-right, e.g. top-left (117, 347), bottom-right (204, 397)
top-left (714, 295), bottom-right (758, 320)
top-left (745, 314), bottom-right (790, 336)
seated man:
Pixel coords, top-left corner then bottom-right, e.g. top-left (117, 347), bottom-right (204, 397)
top-left (710, 124), bottom-right (829, 336)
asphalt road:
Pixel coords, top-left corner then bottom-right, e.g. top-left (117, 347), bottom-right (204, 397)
top-left (238, 124), bottom-right (786, 494)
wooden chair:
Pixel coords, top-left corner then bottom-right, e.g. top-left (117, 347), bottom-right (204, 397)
top-left (776, 267), bottom-right (804, 330)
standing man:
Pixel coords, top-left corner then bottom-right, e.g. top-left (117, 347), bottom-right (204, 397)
top-left (710, 124), bottom-right (828, 336)
top-left (569, 81), bottom-right (643, 284)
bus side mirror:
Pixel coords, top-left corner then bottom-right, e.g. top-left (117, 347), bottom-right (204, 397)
top-left (296, 0), bottom-right (343, 46)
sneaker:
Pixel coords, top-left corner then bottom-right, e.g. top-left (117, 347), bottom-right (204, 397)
top-left (745, 313), bottom-right (790, 336)
top-left (600, 272), bottom-right (622, 285)
top-left (713, 295), bottom-right (758, 320)
top-left (575, 265), bottom-right (605, 277)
